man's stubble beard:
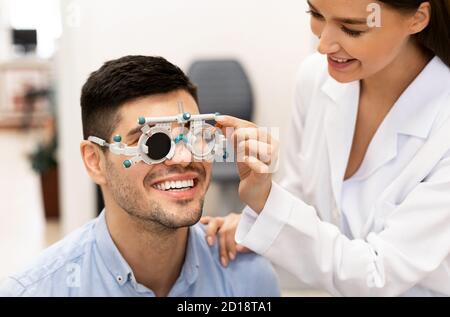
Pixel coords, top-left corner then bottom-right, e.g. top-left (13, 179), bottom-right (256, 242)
top-left (105, 159), bottom-right (208, 234)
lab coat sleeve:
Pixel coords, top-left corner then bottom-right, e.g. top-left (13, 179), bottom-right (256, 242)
top-left (236, 153), bottom-right (450, 296)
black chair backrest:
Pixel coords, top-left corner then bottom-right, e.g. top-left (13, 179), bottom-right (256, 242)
top-left (187, 60), bottom-right (253, 120)
top-left (187, 59), bottom-right (254, 183)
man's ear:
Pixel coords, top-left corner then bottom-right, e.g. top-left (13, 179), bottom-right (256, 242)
top-left (409, 2), bottom-right (431, 35)
top-left (80, 140), bottom-right (108, 186)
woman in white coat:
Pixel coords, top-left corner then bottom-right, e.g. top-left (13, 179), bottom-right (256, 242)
top-left (204, 0), bottom-right (450, 296)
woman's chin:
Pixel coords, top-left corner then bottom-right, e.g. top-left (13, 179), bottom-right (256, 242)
top-left (328, 71), bottom-right (360, 84)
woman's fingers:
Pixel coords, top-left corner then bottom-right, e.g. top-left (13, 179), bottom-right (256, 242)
top-left (202, 213), bottom-right (242, 267)
top-left (234, 128), bottom-right (278, 166)
top-left (203, 214), bottom-right (251, 267)
top-left (232, 127), bottom-right (273, 144)
top-left (241, 155), bottom-right (272, 174)
top-left (218, 224), bottom-right (238, 267)
top-left (216, 115), bottom-right (278, 175)
top-left (236, 244), bottom-right (251, 253)
top-left (226, 235), bottom-right (238, 261)
top-left (223, 225), bottom-right (238, 261)
top-left (238, 140), bottom-right (276, 164)
top-left (204, 217), bottom-right (224, 247)
top-left (215, 115), bottom-right (277, 213)
top-left (199, 216), bottom-right (211, 225)
top-left (215, 115), bottom-right (256, 130)
top-left (218, 230), bottom-right (229, 267)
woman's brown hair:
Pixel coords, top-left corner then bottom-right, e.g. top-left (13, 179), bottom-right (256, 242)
top-left (379, 0), bottom-right (450, 68)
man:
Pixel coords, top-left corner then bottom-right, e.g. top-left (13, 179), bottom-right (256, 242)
top-left (0, 56), bottom-right (280, 297)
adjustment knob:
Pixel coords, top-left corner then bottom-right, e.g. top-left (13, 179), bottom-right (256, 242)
top-left (138, 117), bottom-right (146, 125)
top-left (182, 112), bottom-right (191, 121)
top-left (123, 160), bottom-right (132, 169)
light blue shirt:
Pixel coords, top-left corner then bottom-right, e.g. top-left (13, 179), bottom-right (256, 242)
top-left (0, 211), bottom-right (280, 297)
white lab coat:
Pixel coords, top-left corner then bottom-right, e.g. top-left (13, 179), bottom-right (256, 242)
top-left (236, 53), bottom-right (450, 297)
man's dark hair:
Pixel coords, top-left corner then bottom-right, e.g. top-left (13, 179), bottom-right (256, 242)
top-left (81, 55), bottom-right (198, 142)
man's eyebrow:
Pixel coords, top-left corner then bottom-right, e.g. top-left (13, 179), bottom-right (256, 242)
top-left (126, 126), bottom-right (144, 138)
top-left (307, 0), bottom-right (368, 25)
top-left (126, 123), bottom-right (158, 139)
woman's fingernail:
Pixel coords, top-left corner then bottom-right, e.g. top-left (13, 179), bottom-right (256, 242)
top-left (229, 252), bottom-right (236, 261)
top-left (207, 236), bottom-right (214, 246)
top-left (221, 256), bottom-right (228, 267)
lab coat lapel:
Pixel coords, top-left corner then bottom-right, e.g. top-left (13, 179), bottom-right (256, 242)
top-left (322, 78), bottom-right (360, 210)
top-left (321, 56), bottom-right (448, 216)
top-left (350, 106), bottom-right (399, 182)
top-left (361, 56), bottom-right (450, 236)
top-left (351, 57), bottom-right (449, 183)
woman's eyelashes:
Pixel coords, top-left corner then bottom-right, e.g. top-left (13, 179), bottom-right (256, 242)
top-left (306, 9), bottom-right (324, 20)
top-left (306, 9), bottom-right (366, 38)
top-left (341, 26), bottom-right (364, 38)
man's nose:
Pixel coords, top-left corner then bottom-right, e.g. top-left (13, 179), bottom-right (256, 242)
top-left (164, 141), bottom-right (193, 167)
top-left (317, 26), bottom-right (340, 55)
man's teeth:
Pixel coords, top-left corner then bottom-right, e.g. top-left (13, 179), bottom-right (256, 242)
top-left (152, 179), bottom-right (195, 191)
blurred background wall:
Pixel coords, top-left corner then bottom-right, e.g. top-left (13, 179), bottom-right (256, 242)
top-left (0, 0), bottom-right (321, 295)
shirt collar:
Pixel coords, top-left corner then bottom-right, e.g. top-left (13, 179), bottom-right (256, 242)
top-left (167, 225), bottom-right (200, 296)
top-left (94, 210), bottom-right (200, 292)
top-left (390, 56), bottom-right (450, 138)
top-left (183, 225), bottom-right (201, 283)
top-left (95, 210), bottom-right (133, 286)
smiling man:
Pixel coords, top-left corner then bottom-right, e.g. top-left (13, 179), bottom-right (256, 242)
top-left (0, 56), bottom-right (280, 297)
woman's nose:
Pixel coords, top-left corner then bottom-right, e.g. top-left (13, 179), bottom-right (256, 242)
top-left (317, 27), bottom-right (340, 55)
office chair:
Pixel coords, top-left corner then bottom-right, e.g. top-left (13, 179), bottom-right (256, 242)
top-left (187, 59), bottom-right (254, 183)
top-left (187, 59), bottom-right (254, 216)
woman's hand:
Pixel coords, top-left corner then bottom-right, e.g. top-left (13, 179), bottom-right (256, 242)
top-left (200, 213), bottom-right (250, 267)
top-left (215, 115), bottom-right (279, 213)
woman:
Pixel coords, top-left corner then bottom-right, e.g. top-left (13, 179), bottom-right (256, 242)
top-left (204, 0), bottom-right (450, 296)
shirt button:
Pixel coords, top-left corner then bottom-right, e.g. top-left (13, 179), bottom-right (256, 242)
top-left (116, 276), bottom-right (124, 283)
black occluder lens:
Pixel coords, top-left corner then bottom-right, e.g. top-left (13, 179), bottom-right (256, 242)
top-left (146, 133), bottom-right (172, 160)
